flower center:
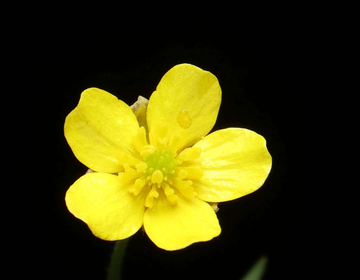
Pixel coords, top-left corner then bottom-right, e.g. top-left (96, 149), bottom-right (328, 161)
top-left (118, 127), bottom-right (203, 208)
top-left (145, 149), bottom-right (176, 181)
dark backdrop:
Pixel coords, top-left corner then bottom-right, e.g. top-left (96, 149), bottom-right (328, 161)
top-left (28, 25), bottom-right (322, 280)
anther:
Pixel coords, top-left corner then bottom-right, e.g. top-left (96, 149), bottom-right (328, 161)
top-left (151, 170), bottom-right (164, 184)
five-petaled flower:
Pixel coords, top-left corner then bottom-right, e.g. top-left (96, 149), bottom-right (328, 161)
top-left (64, 63), bottom-right (272, 251)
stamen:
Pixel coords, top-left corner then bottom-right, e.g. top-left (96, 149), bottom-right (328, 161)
top-left (118, 164), bottom-right (140, 185)
top-left (177, 166), bottom-right (203, 180)
top-left (166, 193), bottom-right (178, 205)
top-left (177, 169), bottom-right (188, 180)
top-left (151, 170), bottom-right (164, 184)
top-left (145, 185), bottom-right (159, 208)
top-left (124, 126), bottom-right (205, 208)
top-left (140, 145), bottom-right (155, 159)
top-left (135, 162), bottom-right (147, 173)
top-left (144, 195), bottom-right (154, 208)
top-left (149, 185), bottom-right (159, 198)
top-left (164, 182), bottom-right (178, 205)
top-left (176, 147), bottom-right (202, 163)
top-left (129, 178), bottom-right (146, 195)
top-left (117, 151), bottom-right (141, 166)
top-left (149, 125), bottom-right (168, 147)
top-left (176, 178), bottom-right (196, 199)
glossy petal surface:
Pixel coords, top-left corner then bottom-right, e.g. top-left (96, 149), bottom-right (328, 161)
top-left (192, 128), bottom-right (272, 202)
top-left (144, 193), bottom-right (221, 251)
top-left (64, 88), bottom-right (139, 173)
top-left (65, 173), bottom-right (146, 240)
top-left (147, 64), bottom-right (221, 151)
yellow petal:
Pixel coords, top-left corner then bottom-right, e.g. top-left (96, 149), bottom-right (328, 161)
top-left (65, 173), bottom-right (146, 241)
top-left (143, 193), bottom-right (221, 251)
top-left (147, 64), bottom-right (221, 151)
top-left (64, 88), bottom-right (139, 173)
top-left (192, 128), bottom-right (272, 202)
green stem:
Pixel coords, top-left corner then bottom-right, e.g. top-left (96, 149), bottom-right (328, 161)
top-left (106, 239), bottom-right (130, 280)
top-left (240, 255), bottom-right (268, 280)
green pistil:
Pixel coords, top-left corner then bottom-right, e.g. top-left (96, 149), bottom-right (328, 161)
top-left (145, 149), bottom-right (176, 177)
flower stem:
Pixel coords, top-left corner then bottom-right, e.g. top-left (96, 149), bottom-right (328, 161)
top-left (239, 255), bottom-right (268, 280)
top-left (106, 239), bottom-right (130, 280)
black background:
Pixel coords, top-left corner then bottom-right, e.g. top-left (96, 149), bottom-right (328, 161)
top-left (22, 18), bottom-right (327, 280)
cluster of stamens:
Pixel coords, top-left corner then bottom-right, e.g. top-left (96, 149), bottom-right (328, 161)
top-left (118, 126), bottom-right (203, 208)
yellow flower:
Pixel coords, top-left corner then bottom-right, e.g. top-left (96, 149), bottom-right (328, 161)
top-left (64, 63), bottom-right (272, 251)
